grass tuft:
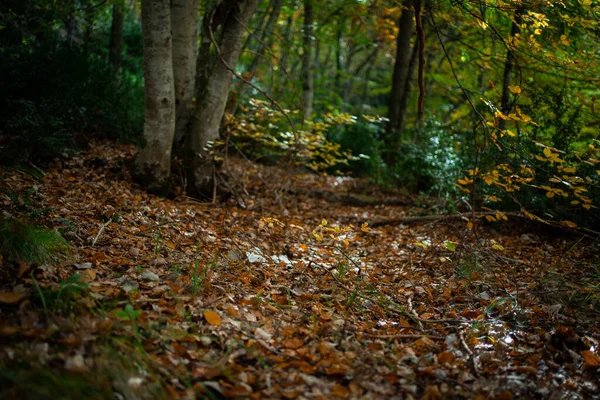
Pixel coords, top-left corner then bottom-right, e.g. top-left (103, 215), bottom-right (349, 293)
top-left (0, 219), bottom-right (69, 265)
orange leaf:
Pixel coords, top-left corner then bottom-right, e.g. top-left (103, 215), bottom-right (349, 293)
top-left (582, 350), bottom-right (600, 367)
top-left (203, 310), bottom-right (221, 326)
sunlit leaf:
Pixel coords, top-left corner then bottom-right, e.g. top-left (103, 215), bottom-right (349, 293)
top-left (204, 310), bottom-right (221, 326)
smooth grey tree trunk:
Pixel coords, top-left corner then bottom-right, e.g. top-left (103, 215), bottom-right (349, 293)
top-left (132, 0), bottom-right (176, 194)
top-left (301, 0), bottom-right (314, 121)
top-left (108, 0), bottom-right (125, 71)
top-left (184, 0), bottom-right (260, 198)
top-left (171, 0), bottom-right (199, 146)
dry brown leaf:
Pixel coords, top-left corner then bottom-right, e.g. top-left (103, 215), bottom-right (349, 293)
top-left (282, 337), bottom-right (304, 349)
top-left (582, 350), bottom-right (600, 367)
top-left (437, 351), bottom-right (455, 364)
top-left (422, 385), bottom-right (442, 400)
top-left (494, 390), bottom-right (514, 400)
top-left (83, 269), bottom-right (97, 280)
top-left (0, 291), bottom-right (27, 304)
top-left (331, 384), bottom-right (350, 398)
top-left (204, 310), bottom-right (221, 326)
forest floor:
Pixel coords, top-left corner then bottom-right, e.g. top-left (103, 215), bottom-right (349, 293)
top-left (1, 140), bottom-right (600, 400)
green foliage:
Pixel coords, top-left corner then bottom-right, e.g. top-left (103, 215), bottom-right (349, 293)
top-left (0, 362), bottom-right (113, 400)
top-left (32, 273), bottom-right (89, 315)
top-left (0, 219), bottom-right (69, 265)
top-left (390, 121), bottom-right (463, 196)
top-left (326, 116), bottom-right (386, 181)
top-left (0, 2), bottom-right (144, 165)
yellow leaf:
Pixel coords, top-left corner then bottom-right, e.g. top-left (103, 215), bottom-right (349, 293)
top-left (485, 215), bottom-right (496, 222)
top-left (360, 223), bottom-right (370, 232)
top-left (508, 85), bottom-right (521, 95)
top-left (560, 220), bottom-right (577, 228)
top-left (546, 191), bottom-right (555, 198)
top-left (466, 221), bottom-right (474, 230)
top-left (204, 310), bottom-right (221, 326)
top-left (321, 219), bottom-right (328, 226)
top-left (492, 244), bottom-right (505, 251)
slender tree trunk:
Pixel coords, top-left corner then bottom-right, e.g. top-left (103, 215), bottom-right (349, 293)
top-left (184, 0), bottom-right (259, 198)
top-left (108, 0), bottom-right (125, 71)
top-left (273, 12), bottom-right (294, 97)
top-left (334, 21), bottom-right (343, 104)
top-left (384, 0), bottom-right (415, 164)
top-left (171, 0), bottom-right (199, 146)
top-left (132, 0), bottom-right (176, 194)
top-left (227, 0), bottom-right (283, 115)
top-left (64, 0), bottom-right (78, 46)
top-left (500, 8), bottom-right (522, 129)
top-left (402, 34), bottom-right (419, 141)
top-left (301, 0), bottom-right (314, 121)
top-left (354, 45), bottom-right (378, 111)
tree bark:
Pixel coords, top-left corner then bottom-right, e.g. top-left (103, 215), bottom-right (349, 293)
top-left (171, 0), bottom-right (199, 146)
top-left (132, 0), bottom-right (176, 194)
top-left (108, 0), bottom-right (125, 71)
top-left (184, 0), bottom-right (259, 198)
top-left (301, 0), bottom-right (314, 121)
top-left (384, 0), bottom-right (415, 164)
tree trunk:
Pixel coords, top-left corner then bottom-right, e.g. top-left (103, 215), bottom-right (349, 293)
top-left (384, 0), bottom-right (415, 164)
top-left (132, 0), bottom-right (176, 194)
top-left (301, 0), bottom-right (314, 121)
top-left (227, 0), bottom-right (283, 115)
top-left (500, 8), bottom-right (522, 129)
top-left (272, 12), bottom-right (294, 98)
top-left (108, 0), bottom-right (125, 71)
top-left (171, 0), bottom-right (199, 146)
top-left (184, 0), bottom-right (260, 198)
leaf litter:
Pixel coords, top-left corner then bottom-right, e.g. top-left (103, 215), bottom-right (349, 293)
top-left (0, 139), bottom-right (599, 399)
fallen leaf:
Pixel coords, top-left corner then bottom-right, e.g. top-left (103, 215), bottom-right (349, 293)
top-left (0, 291), bottom-right (27, 304)
top-left (204, 310), bottom-right (221, 326)
top-left (282, 337), bottom-right (304, 349)
top-left (582, 350), bottom-right (600, 367)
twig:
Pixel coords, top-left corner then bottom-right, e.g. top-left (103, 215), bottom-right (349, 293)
top-left (459, 330), bottom-right (480, 378)
top-left (364, 332), bottom-right (444, 340)
top-left (92, 219), bottom-right (113, 246)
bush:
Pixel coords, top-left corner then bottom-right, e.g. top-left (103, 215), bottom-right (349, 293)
top-left (0, 31), bottom-right (143, 164)
top-left (327, 116), bottom-right (386, 181)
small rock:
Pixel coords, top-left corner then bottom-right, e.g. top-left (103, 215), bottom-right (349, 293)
top-left (74, 262), bottom-right (92, 270)
top-left (140, 270), bottom-right (160, 281)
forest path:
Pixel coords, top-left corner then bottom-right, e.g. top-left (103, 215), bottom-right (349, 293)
top-left (1, 140), bottom-right (599, 399)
